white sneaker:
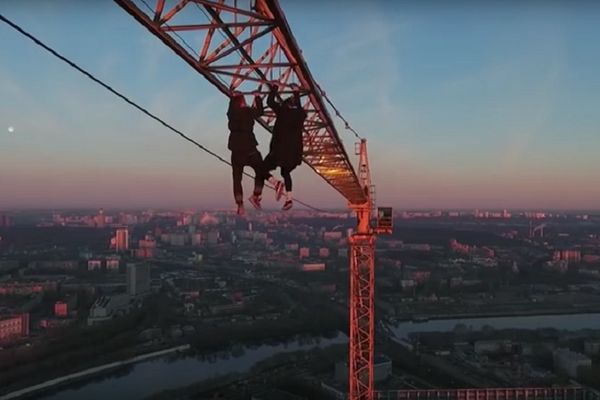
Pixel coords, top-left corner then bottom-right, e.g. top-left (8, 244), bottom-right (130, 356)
top-left (274, 181), bottom-right (285, 201)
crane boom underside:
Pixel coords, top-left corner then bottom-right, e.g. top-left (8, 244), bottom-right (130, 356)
top-left (114, 0), bottom-right (368, 205)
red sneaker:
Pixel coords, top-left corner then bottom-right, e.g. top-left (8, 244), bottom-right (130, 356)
top-left (248, 194), bottom-right (262, 210)
top-left (282, 199), bottom-right (293, 211)
top-left (236, 204), bottom-right (245, 217)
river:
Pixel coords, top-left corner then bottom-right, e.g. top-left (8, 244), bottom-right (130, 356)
top-left (30, 313), bottom-right (600, 399)
top-left (391, 312), bottom-right (600, 340)
top-left (37, 333), bottom-right (347, 400)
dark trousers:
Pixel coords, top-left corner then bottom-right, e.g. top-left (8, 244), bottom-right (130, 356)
top-left (263, 153), bottom-right (296, 192)
top-left (231, 150), bottom-right (268, 204)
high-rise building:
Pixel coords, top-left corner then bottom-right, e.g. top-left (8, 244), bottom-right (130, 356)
top-left (136, 234), bottom-right (156, 258)
top-left (115, 227), bottom-right (129, 252)
top-left (94, 208), bottom-right (106, 228)
top-left (0, 214), bottom-right (12, 227)
top-left (126, 263), bottom-right (151, 296)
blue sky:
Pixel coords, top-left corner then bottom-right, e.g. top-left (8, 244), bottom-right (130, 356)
top-left (1, 0), bottom-right (599, 209)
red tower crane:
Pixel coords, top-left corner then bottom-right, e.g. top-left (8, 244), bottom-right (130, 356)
top-left (113, 1), bottom-right (392, 398)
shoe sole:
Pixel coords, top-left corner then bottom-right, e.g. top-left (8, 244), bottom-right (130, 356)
top-left (248, 197), bottom-right (262, 210)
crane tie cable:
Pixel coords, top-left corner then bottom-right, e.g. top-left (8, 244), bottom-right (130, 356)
top-left (317, 84), bottom-right (362, 140)
top-left (0, 13), bottom-right (321, 212)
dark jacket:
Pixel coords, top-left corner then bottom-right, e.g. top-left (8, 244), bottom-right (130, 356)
top-left (267, 91), bottom-right (307, 168)
top-left (227, 95), bottom-right (263, 154)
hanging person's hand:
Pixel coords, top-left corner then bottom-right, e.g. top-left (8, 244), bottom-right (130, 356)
top-left (251, 89), bottom-right (262, 99)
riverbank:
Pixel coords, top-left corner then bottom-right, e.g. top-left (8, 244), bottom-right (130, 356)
top-left (396, 305), bottom-right (600, 322)
top-left (0, 345), bottom-right (190, 400)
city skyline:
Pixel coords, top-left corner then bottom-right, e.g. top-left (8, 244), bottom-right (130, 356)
top-left (1, 1), bottom-right (600, 209)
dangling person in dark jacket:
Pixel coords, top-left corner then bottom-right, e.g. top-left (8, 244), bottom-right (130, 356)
top-left (264, 84), bottom-right (307, 211)
top-left (227, 91), bottom-right (274, 216)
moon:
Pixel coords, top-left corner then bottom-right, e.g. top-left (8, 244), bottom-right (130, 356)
top-left (8, 126), bottom-right (14, 133)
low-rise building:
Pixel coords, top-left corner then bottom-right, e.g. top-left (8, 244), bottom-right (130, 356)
top-left (0, 281), bottom-right (58, 295)
top-left (209, 302), bottom-right (244, 315)
top-left (87, 260), bottom-right (102, 271)
top-left (583, 254), bottom-right (600, 263)
top-left (0, 313), bottom-right (29, 343)
top-left (28, 260), bottom-right (79, 270)
top-left (300, 263), bottom-right (326, 272)
top-left (553, 249), bottom-right (582, 263)
top-left (553, 348), bottom-right (591, 378)
top-left (299, 247), bottom-right (310, 259)
top-left (87, 295), bottom-right (132, 326)
top-left (106, 257), bottom-right (120, 271)
top-left (584, 340), bottom-right (600, 356)
top-left (474, 340), bottom-right (513, 355)
top-left (54, 301), bottom-right (68, 317)
top-left (54, 294), bottom-right (77, 318)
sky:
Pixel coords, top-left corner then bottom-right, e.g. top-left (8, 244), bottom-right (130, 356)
top-left (1, 0), bottom-right (599, 210)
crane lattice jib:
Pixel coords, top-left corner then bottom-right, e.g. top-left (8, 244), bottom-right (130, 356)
top-left (115, 0), bottom-right (368, 205)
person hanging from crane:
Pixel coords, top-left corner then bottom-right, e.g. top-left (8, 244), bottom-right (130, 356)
top-left (227, 91), bottom-right (278, 216)
top-left (263, 83), bottom-right (307, 210)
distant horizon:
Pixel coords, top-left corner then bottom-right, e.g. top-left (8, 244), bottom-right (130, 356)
top-left (2, 206), bottom-right (600, 214)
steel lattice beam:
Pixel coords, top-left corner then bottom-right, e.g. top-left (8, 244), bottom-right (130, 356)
top-left (349, 233), bottom-right (375, 400)
top-left (375, 387), bottom-right (591, 400)
top-left (114, 0), bottom-right (368, 205)
top-left (348, 139), bottom-right (376, 400)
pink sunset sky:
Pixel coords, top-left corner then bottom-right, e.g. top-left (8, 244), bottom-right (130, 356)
top-left (1, 1), bottom-right (599, 210)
